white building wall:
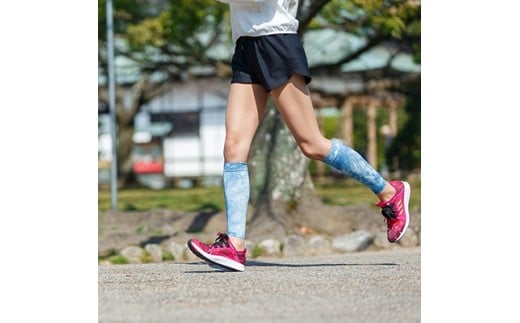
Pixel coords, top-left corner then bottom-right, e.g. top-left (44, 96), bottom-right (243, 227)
top-left (140, 78), bottom-right (228, 179)
top-left (163, 137), bottom-right (201, 177)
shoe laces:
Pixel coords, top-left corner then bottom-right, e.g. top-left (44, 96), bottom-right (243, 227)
top-left (209, 232), bottom-right (231, 249)
top-left (381, 204), bottom-right (397, 220)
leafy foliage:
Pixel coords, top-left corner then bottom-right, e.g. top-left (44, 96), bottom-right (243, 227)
top-left (127, 0), bottom-right (228, 54)
top-left (98, 0), bottom-right (154, 40)
top-left (310, 0), bottom-right (420, 63)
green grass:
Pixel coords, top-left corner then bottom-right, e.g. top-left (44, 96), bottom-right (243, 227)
top-left (99, 178), bottom-right (421, 212)
top-left (162, 251), bottom-right (175, 261)
top-left (315, 177), bottom-right (421, 212)
top-left (98, 186), bottom-right (225, 212)
top-left (108, 255), bottom-right (129, 265)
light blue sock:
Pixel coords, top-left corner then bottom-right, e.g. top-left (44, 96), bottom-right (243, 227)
top-left (323, 139), bottom-right (387, 194)
top-left (223, 162), bottom-right (249, 239)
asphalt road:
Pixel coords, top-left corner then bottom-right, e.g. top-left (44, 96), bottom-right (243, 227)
top-left (99, 247), bottom-right (420, 323)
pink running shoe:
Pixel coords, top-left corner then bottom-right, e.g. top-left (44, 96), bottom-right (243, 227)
top-left (376, 180), bottom-right (411, 243)
top-left (187, 232), bottom-right (246, 271)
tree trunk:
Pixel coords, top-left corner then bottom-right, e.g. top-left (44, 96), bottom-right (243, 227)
top-left (247, 101), bottom-right (324, 240)
top-left (117, 125), bottom-right (136, 187)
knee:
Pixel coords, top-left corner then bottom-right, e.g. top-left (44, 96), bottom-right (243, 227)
top-left (298, 140), bottom-right (328, 160)
top-left (224, 137), bottom-right (250, 161)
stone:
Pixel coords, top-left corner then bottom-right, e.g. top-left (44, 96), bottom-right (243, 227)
top-left (332, 230), bottom-right (374, 252)
top-left (120, 246), bottom-right (144, 264)
top-left (282, 234), bottom-right (305, 256)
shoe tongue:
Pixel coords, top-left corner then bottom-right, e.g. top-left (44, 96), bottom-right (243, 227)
top-left (376, 200), bottom-right (391, 207)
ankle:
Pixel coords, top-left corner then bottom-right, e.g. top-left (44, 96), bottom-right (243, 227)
top-left (377, 182), bottom-right (396, 203)
top-left (229, 236), bottom-right (246, 251)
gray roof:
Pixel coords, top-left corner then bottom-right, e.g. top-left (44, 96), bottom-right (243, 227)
top-left (304, 29), bottom-right (420, 73)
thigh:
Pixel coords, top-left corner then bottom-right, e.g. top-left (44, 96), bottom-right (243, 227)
top-left (270, 75), bottom-right (330, 158)
top-left (224, 83), bottom-right (269, 161)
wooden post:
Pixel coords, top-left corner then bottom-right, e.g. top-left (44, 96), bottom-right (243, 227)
top-left (342, 98), bottom-right (354, 146)
top-left (389, 99), bottom-right (399, 136)
top-left (367, 99), bottom-right (377, 169)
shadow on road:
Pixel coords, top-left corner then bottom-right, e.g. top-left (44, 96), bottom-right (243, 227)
top-left (247, 260), bottom-right (398, 267)
top-left (183, 260), bottom-right (398, 273)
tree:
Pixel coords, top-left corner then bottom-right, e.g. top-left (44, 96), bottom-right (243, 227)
top-left (98, 0), bottom-right (229, 184)
top-left (98, 0), bottom-right (421, 237)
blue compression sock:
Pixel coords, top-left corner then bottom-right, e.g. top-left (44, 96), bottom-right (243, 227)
top-left (323, 139), bottom-right (387, 194)
top-left (223, 162), bottom-right (249, 239)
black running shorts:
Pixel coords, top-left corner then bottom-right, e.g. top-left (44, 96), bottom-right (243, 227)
top-left (230, 34), bottom-right (312, 92)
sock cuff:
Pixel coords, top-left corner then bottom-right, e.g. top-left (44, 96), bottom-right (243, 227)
top-left (224, 162), bottom-right (248, 172)
top-left (323, 138), bottom-right (343, 164)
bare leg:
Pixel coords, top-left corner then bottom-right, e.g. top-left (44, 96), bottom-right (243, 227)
top-left (224, 83), bottom-right (269, 161)
top-left (270, 75), bottom-right (331, 160)
top-left (224, 83), bottom-right (269, 250)
top-left (270, 75), bottom-right (396, 201)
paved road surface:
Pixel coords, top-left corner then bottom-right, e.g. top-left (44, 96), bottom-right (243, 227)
top-left (99, 247), bottom-right (420, 323)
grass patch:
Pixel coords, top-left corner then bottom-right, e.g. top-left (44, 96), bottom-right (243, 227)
top-left (99, 177), bottom-right (420, 212)
top-left (140, 251), bottom-right (153, 263)
top-left (315, 176), bottom-right (421, 212)
top-left (135, 224), bottom-right (147, 234)
top-left (162, 251), bottom-right (175, 261)
top-left (98, 186), bottom-right (225, 212)
top-left (109, 255), bottom-right (129, 265)
top-left (252, 244), bottom-right (264, 258)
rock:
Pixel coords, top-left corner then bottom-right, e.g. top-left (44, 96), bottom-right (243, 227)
top-left (282, 234), bottom-right (305, 256)
top-left (120, 246), bottom-right (144, 264)
top-left (98, 207), bottom-right (421, 265)
top-left (373, 232), bottom-right (396, 249)
top-left (258, 239), bottom-right (282, 257)
top-left (398, 229), bottom-right (419, 248)
top-left (305, 235), bottom-right (331, 256)
top-left (144, 244), bottom-right (163, 263)
top-left (332, 230), bottom-right (374, 252)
